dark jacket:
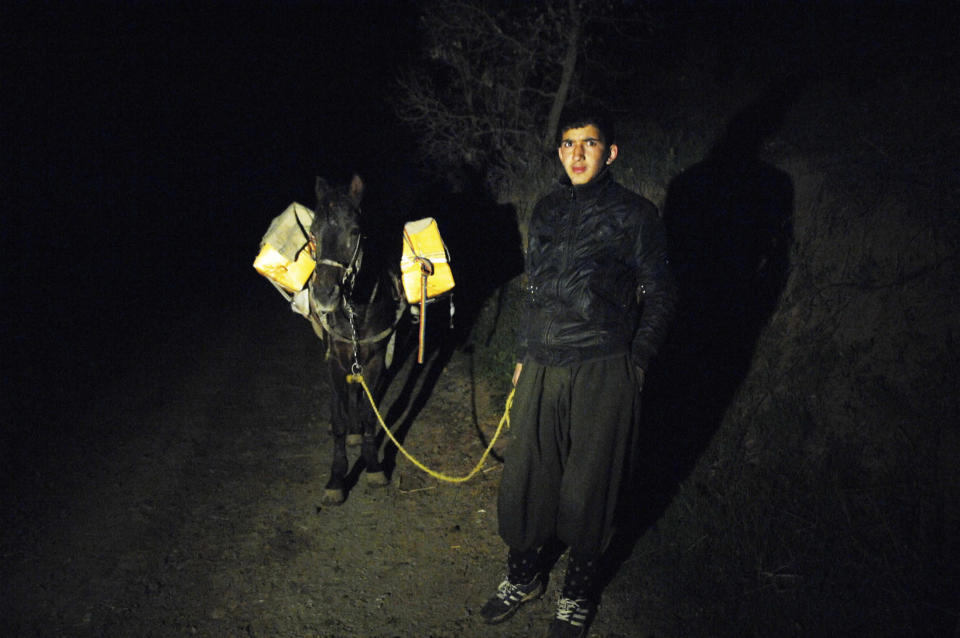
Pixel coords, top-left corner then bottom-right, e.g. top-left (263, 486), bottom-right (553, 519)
top-left (517, 170), bottom-right (676, 370)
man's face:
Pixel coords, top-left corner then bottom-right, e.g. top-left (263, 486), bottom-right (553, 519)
top-left (558, 124), bottom-right (618, 185)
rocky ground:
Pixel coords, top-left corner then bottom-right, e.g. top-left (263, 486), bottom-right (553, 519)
top-left (3, 288), bottom-right (657, 638)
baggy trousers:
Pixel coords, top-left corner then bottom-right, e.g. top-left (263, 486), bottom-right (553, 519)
top-left (497, 354), bottom-right (641, 558)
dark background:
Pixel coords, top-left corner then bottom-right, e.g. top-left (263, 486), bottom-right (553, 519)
top-left (3, 3), bottom-right (958, 635)
top-left (3, 0), bottom-right (955, 480)
top-left (4, 2), bottom-right (422, 444)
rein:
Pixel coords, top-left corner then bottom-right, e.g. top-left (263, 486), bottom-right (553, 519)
top-left (295, 203), bottom-right (364, 293)
top-left (315, 289), bottom-right (405, 346)
top-left (313, 233), bottom-right (363, 292)
top-left (304, 201), bottom-right (405, 375)
top-left (309, 240), bottom-right (405, 375)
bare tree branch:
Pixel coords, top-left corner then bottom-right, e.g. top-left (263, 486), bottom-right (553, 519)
top-left (395, 0), bottom-right (654, 195)
top-left (395, 0), bottom-right (584, 190)
top-left (543, 0), bottom-right (581, 149)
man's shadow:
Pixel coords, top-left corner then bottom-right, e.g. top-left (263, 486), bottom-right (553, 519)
top-left (378, 167), bottom-right (524, 477)
top-left (600, 79), bottom-right (799, 589)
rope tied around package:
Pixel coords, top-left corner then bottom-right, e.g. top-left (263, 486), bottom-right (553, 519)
top-left (346, 372), bottom-right (515, 483)
top-left (401, 224), bottom-right (454, 364)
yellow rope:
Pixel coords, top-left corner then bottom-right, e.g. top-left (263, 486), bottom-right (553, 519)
top-left (346, 373), bottom-right (515, 483)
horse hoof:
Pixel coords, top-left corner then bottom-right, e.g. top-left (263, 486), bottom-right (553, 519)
top-left (366, 471), bottom-right (389, 487)
top-left (346, 434), bottom-right (363, 447)
top-left (322, 489), bottom-right (345, 505)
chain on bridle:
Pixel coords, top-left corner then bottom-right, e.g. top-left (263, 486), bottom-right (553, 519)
top-left (303, 230), bottom-right (364, 295)
top-left (302, 228), bottom-right (365, 372)
top-left (297, 207), bottom-right (401, 375)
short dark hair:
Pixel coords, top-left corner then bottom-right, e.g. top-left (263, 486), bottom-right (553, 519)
top-left (556, 104), bottom-right (616, 147)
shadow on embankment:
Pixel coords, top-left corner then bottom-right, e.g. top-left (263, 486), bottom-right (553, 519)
top-left (601, 78), bottom-right (799, 588)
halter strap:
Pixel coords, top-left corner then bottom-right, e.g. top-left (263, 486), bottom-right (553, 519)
top-left (310, 232), bottom-right (364, 292)
top-left (314, 277), bottom-right (406, 345)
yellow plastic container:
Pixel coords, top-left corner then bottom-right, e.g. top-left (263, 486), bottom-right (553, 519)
top-left (401, 217), bottom-right (455, 304)
top-left (253, 202), bottom-right (316, 293)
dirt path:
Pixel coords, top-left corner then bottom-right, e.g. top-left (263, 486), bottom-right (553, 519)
top-left (3, 294), bottom-right (652, 638)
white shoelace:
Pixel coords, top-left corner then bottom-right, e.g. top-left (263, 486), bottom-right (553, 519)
top-left (555, 597), bottom-right (590, 625)
top-left (496, 579), bottom-right (523, 602)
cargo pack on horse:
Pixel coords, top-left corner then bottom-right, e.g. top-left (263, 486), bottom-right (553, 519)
top-left (306, 175), bottom-right (405, 505)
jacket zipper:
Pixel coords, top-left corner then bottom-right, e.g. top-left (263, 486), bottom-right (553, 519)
top-left (544, 191), bottom-right (579, 345)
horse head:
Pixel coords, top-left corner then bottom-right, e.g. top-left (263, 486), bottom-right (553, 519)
top-left (308, 174), bottom-right (365, 313)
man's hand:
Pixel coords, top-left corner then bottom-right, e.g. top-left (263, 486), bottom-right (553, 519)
top-left (512, 362), bottom-right (523, 386)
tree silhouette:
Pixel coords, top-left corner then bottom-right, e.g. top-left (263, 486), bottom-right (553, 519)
top-left (397, 0), bottom-right (588, 191)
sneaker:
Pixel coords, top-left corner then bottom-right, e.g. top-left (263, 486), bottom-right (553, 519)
top-left (545, 597), bottom-right (596, 638)
top-left (479, 575), bottom-right (544, 624)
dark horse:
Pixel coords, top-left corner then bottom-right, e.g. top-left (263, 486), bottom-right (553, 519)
top-left (306, 174), bottom-right (405, 505)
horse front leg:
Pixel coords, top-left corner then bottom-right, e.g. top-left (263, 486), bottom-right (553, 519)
top-left (323, 367), bottom-right (350, 506)
top-left (361, 411), bottom-right (388, 487)
top-left (356, 353), bottom-right (389, 488)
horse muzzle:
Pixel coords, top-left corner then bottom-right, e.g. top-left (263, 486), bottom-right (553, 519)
top-left (308, 269), bottom-right (342, 313)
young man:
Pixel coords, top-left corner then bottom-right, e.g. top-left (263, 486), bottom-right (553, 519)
top-left (481, 107), bottom-right (676, 637)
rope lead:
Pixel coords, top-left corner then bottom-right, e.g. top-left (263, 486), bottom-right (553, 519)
top-left (347, 373), bottom-right (515, 483)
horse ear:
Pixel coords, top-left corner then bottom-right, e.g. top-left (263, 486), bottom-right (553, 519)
top-left (348, 174), bottom-right (364, 207)
top-left (315, 177), bottom-right (330, 200)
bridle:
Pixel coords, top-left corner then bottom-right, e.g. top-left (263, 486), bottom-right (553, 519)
top-left (307, 230), bottom-right (364, 295)
top-left (298, 210), bottom-right (404, 373)
top-left (292, 202), bottom-right (364, 295)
